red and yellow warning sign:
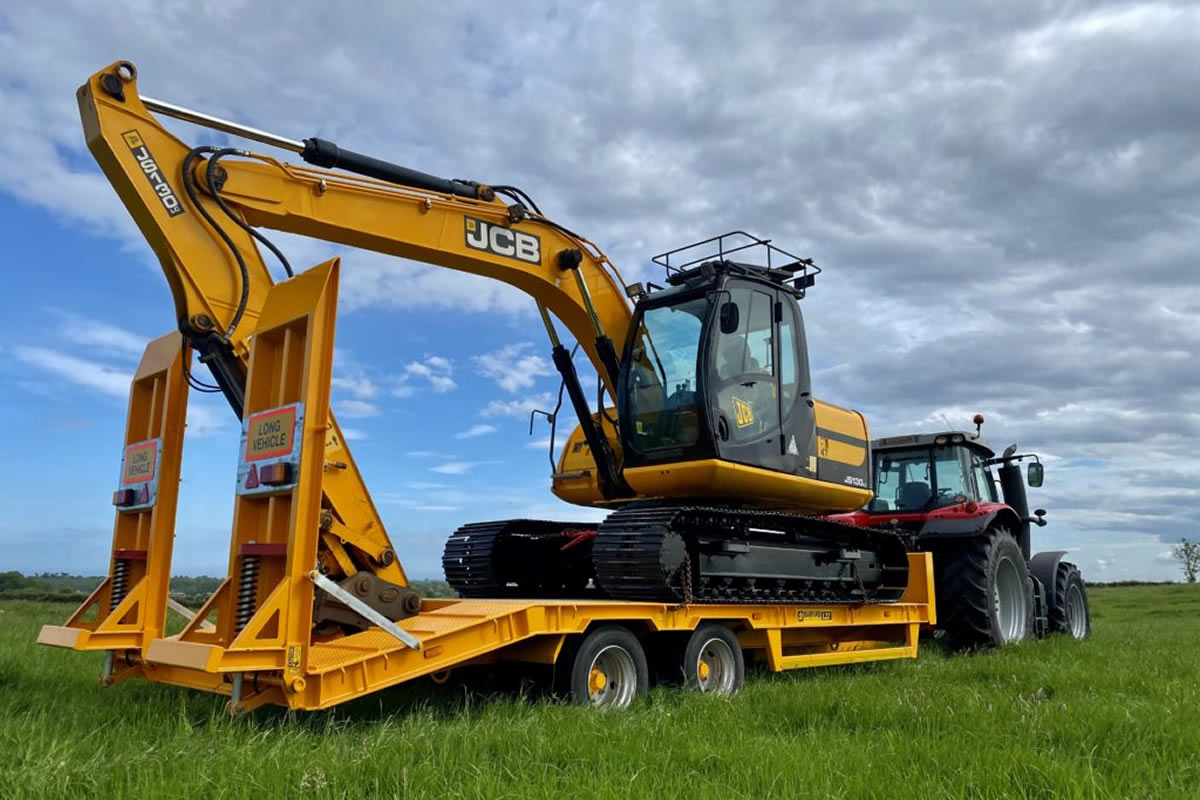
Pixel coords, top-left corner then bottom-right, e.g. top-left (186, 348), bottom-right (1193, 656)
top-left (244, 405), bottom-right (298, 462)
top-left (121, 440), bottom-right (159, 485)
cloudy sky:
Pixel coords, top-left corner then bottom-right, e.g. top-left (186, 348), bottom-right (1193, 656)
top-left (0, 2), bottom-right (1195, 581)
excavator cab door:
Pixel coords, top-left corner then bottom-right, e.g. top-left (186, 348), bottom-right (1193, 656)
top-left (708, 282), bottom-right (815, 474)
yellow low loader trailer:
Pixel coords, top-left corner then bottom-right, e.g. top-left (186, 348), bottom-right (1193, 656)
top-left (39, 256), bottom-right (935, 712)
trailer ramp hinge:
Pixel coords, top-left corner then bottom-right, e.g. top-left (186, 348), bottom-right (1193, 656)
top-left (307, 570), bottom-right (421, 650)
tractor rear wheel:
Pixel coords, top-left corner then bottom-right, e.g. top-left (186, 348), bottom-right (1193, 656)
top-left (1049, 561), bottom-right (1091, 639)
top-left (936, 527), bottom-right (1034, 649)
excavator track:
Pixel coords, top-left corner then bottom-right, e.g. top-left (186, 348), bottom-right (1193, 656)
top-left (443, 519), bottom-right (599, 598)
top-left (593, 506), bottom-right (909, 605)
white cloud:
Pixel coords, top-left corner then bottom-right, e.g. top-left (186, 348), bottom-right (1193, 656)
top-left (13, 346), bottom-right (129, 398)
top-left (377, 496), bottom-right (461, 512)
top-left (48, 309), bottom-right (148, 360)
top-left (525, 428), bottom-right (575, 451)
top-left (335, 399), bottom-right (379, 418)
top-left (472, 342), bottom-right (554, 393)
top-left (431, 461), bottom-right (483, 475)
top-left (186, 403), bottom-right (234, 438)
top-left (331, 372), bottom-right (378, 400)
top-left (480, 392), bottom-right (554, 419)
top-left (399, 355), bottom-right (457, 394)
top-left (331, 350), bottom-right (383, 406)
top-left (341, 427), bottom-right (367, 441)
top-left (404, 481), bottom-right (453, 490)
top-left (455, 423), bottom-right (498, 439)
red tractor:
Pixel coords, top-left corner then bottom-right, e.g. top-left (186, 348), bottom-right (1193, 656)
top-left (832, 415), bottom-right (1091, 648)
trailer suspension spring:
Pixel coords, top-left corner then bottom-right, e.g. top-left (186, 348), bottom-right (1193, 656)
top-left (110, 558), bottom-right (130, 611)
top-left (235, 554), bottom-right (260, 632)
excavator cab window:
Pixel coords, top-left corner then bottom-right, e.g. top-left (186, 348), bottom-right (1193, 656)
top-left (711, 286), bottom-right (779, 444)
top-left (624, 295), bottom-right (710, 451)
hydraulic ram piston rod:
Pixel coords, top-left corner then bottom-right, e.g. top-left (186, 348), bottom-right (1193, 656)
top-left (141, 95), bottom-right (486, 198)
top-left (142, 96), bottom-right (305, 152)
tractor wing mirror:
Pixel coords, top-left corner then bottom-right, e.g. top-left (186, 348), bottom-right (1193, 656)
top-left (1027, 462), bottom-right (1044, 488)
top-left (719, 301), bottom-right (740, 334)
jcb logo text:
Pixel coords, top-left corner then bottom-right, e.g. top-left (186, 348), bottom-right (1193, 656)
top-left (465, 217), bottom-right (540, 264)
top-left (122, 130), bottom-right (184, 217)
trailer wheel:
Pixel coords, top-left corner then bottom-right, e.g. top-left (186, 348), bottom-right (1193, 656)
top-left (1049, 562), bottom-right (1091, 639)
top-left (936, 527), bottom-right (1033, 649)
top-left (681, 623), bottom-right (744, 694)
top-left (568, 625), bottom-right (648, 708)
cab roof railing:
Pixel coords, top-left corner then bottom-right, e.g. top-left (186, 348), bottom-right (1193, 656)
top-left (651, 231), bottom-right (821, 297)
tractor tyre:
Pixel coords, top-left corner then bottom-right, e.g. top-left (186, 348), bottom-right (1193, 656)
top-left (936, 527), bottom-right (1034, 649)
top-left (1048, 561), bottom-right (1091, 639)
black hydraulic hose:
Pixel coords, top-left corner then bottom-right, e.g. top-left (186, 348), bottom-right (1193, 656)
top-left (545, 345), bottom-right (573, 471)
top-left (492, 184), bottom-right (542, 216)
top-left (206, 149), bottom-right (294, 278)
top-left (181, 146), bottom-right (250, 340)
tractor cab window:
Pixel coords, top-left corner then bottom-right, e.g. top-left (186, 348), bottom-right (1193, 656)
top-left (871, 448), bottom-right (932, 511)
top-left (972, 454), bottom-right (997, 502)
top-left (712, 287), bottom-right (778, 443)
top-left (932, 446), bottom-right (971, 505)
top-left (625, 296), bottom-right (709, 451)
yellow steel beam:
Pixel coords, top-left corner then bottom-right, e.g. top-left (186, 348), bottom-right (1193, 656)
top-left (37, 332), bottom-right (189, 678)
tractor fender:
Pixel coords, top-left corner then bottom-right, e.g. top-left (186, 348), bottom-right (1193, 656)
top-left (915, 505), bottom-right (1024, 545)
top-left (1028, 550), bottom-right (1070, 600)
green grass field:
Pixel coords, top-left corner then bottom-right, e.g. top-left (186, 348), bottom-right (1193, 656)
top-left (1, 585), bottom-right (1197, 799)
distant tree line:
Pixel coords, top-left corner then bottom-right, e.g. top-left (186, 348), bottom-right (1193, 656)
top-left (0, 571), bottom-right (456, 604)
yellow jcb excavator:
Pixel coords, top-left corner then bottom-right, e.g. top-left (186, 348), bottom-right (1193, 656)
top-left (78, 59), bottom-right (907, 609)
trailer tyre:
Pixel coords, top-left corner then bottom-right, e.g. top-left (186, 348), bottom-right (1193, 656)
top-left (1049, 562), bottom-right (1091, 640)
top-left (681, 623), bottom-right (744, 694)
top-left (568, 625), bottom-right (648, 708)
top-left (937, 527), bottom-right (1034, 649)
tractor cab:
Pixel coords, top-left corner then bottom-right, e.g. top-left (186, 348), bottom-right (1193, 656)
top-left (867, 432), bottom-right (1002, 514)
top-left (849, 419), bottom-right (1047, 565)
top-left (866, 430), bottom-right (1044, 517)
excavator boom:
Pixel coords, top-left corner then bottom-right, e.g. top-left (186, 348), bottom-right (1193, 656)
top-left (79, 61), bottom-right (637, 583)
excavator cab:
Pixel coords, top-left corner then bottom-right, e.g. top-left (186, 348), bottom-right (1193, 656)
top-left (621, 263), bottom-right (813, 469)
top-left (610, 234), bottom-right (870, 512)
